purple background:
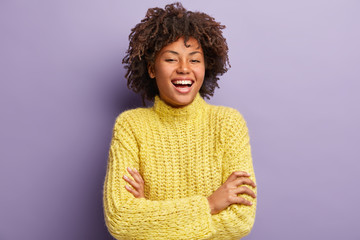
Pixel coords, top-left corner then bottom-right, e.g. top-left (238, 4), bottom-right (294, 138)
top-left (1, 0), bottom-right (359, 239)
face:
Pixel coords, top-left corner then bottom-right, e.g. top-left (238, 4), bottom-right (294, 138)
top-left (148, 37), bottom-right (205, 108)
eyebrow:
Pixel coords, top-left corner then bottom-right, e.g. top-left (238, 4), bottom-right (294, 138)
top-left (163, 50), bottom-right (203, 56)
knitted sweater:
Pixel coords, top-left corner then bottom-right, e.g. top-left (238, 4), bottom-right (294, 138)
top-left (103, 93), bottom-right (256, 240)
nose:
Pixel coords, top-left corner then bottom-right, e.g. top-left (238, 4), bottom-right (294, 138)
top-left (176, 60), bottom-right (190, 74)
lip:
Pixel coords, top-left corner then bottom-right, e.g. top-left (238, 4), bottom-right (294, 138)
top-left (171, 78), bottom-right (195, 94)
top-left (171, 77), bottom-right (194, 80)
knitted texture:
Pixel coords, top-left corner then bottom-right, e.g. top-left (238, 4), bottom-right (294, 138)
top-left (103, 93), bottom-right (257, 240)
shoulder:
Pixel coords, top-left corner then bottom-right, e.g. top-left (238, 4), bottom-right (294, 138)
top-left (207, 104), bottom-right (249, 142)
top-left (208, 104), bottom-right (247, 126)
top-left (115, 107), bottom-right (152, 125)
top-left (112, 107), bottom-right (153, 135)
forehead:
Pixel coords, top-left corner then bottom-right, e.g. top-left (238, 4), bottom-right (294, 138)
top-left (160, 37), bottom-right (203, 53)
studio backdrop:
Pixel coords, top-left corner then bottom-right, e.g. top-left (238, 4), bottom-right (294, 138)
top-left (0, 0), bottom-right (359, 239)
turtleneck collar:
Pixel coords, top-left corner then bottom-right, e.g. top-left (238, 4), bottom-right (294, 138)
top-left (152, 93), bottom-right (207, 120)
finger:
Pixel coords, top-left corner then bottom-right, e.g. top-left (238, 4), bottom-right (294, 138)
top-left (226, 171), bottom-right (251, 182)
top-left (231, 196), bottom-right (253, 206)
top-left (123, 175), bottom-right (141, 190)
top-left (234, 186), bottom-right (257, 198)
top-left (128, 167), bottom-right (144, 185)
top-left (233, 177), bottom-right (256, 188)
top-left (127, 167), bottom-right (143, 184)
top-left (124, 185), bottom-right (140, 197)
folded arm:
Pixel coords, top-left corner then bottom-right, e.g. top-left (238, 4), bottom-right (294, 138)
top-left (209, 109), bottom-right (257, 239)
top-left (103, 114), bottom-right (216, 240)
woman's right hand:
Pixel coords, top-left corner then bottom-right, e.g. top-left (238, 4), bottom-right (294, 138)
top-left (207, 171), bottom-right (256, 215)
top-left (123, 167), bottom-right (146, 199)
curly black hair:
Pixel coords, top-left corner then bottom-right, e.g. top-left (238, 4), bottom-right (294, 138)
top-left (122, 2), bottom-right (230, 103)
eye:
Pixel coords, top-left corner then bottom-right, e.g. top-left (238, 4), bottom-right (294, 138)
top-left (165, 59), bottom-right (176, 62)
top-left (190, 59), bottom-right (201, 63)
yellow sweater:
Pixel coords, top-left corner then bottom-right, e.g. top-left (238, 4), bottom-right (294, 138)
top-left (103, 93), bottom-right (256, 240)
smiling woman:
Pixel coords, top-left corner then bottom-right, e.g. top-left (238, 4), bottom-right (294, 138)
top-left (103, 2), bottom-right (257, 240)
top-left (148, 37), bottom-right (205, 107)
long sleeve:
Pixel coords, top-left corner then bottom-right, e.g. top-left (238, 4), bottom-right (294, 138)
top-left (210, 110), bottom-right (257, 239)
top-left (103, 112), bottom-right (216, 240)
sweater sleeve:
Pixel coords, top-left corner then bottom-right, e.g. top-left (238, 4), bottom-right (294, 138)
top-left (103, 112), bottom-right (215, 240)
top-left (210, 109), bottom-right (257, 239)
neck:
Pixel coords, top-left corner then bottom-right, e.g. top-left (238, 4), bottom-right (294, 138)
top-left (152, 93), bottom-right (207, 120)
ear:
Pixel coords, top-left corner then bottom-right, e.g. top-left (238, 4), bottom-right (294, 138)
top-left (147, 63), bottom-right (155, 79)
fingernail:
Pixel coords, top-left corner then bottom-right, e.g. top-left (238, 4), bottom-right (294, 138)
top-left (123, 175), bottom-right (128, 180)
top-left (127, 167), bottom-right (132, 172)
top-left (133, 168), bottom-right (138, 172)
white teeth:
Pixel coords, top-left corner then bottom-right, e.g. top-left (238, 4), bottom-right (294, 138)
top-left (172, 80), bottom-right (193, 85)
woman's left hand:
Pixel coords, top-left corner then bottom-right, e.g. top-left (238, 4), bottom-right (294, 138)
top-left (123, 167), bottom-right (145, 198)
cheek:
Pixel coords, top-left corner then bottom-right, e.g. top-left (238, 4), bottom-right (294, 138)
top-left (154, 67), bottom-right (171, 91)
top-left (194, 67), bottom-right (205, 81)
top-left (155, 64), bottom-right (172, 80)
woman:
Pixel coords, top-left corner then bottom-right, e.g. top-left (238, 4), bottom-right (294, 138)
top-left (103, 2), bottom-right (257, 240)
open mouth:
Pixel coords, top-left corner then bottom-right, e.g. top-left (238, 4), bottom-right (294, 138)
top-left (171, 80), bottom-right (194, 88)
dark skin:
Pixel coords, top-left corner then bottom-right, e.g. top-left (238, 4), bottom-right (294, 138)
top-left (123, 167), bottom-right (256, 215)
